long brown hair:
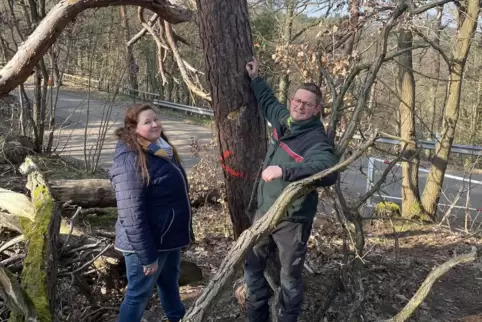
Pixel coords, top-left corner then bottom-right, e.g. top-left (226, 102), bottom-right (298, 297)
top-left (115, 104), bottom-right (181, 184)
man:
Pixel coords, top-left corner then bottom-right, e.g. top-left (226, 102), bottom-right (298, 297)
top-left (244, 57), bottom-right (338, 322)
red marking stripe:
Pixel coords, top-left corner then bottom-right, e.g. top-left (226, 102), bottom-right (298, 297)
top-left (219, 150), bottom-right (245, 178)
top-left (272, 129), bottom-right (303, 163)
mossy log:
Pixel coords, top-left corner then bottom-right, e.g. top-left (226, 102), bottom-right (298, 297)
top-left (7, 157), bottom-right (61, 322)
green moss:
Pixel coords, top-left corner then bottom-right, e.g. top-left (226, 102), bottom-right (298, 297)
top-left (401, 201), bottom-right (432, 222)
top-left (375, 201), bottom-right (401, 217)
top-left (12, 182), bottom-right (54, 322)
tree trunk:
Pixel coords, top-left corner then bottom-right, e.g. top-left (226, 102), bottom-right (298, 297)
top-left (397, 29), bottom-right (421, 219)
top-left (342, 0), bottom-right (360, 57)
top-left (0, 0), bottom-right (192, 96)
top-left (429, 6), bottom-right (443, 140)
top-left (277, 0), bottom-right (295, 105)
top-left (120, 6), bottom-right (139, 96)
top-left (195, 0), bottom-right (268, 238)
top-left (420, 0), bottom-right (480, 219)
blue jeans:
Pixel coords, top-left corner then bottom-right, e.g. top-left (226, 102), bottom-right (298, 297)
top-left (118, 249), bottom-right (185, 322)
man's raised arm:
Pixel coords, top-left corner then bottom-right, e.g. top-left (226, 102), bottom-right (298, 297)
top-left (246, 57), bottom-right (289, 126)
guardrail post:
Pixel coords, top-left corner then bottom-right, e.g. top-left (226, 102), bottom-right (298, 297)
top-left (366, 157), bottom-right (375, 208)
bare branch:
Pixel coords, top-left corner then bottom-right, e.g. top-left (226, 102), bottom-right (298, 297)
top-left (337, 1), bottom-right (410, 155)
top-left (380, 247), bottom-right (480, 322)
top-left (0, 0), bottom-right (193, 95)
top-left (413, 28), bottom-right (451, 67)
top-left (127, 13), bottom-right (158, 47)
top-left (291, 20), bottom-right (320, 42)
top-left (164, 21), bottom-right (211, 101)
top-left (411, 0), bottom-right (453, 15)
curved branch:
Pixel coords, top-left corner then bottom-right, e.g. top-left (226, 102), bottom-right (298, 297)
top-left (0, 0), bottom-right (193, 95)
top-left (164, 21), bottom-right (211, 102)
top-left (380, 247), bottom-right (480, 322)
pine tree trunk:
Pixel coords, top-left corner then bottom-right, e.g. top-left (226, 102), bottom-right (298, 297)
top-left (196, 0), bottom-right (267, 238)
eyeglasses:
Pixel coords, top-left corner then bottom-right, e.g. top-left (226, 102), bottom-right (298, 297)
top-left (291, 97), bottom-right (316, 109)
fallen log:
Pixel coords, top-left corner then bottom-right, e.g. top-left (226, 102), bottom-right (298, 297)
top-left (48, 178), bottom-right (220, 208)
top-left (0, 188), bottom-right (35, 221)
top-left (182, 132), bottom-right (379, 322)
top-left (0, 211), bottom-right (22, 233)
top-left (49, 179), bottom-right (116, 208)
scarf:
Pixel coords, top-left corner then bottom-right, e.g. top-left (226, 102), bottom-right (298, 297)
top-left (138, 136), bottom-right (173, 159)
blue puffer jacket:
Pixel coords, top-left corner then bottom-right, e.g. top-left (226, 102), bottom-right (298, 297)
top-left (109, 140), bottom-right (191, 266)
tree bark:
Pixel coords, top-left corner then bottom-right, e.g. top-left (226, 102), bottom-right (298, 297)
top-left (120, 6), bottom-right (139, 95)
top-left (0, 0), bottom-right (192, 96)
top-left (195, 0), bottom-right (268, 238)
top-left (48, 179), bottom-right (116, 208)
top-left (429, 6), bottom-right (444, 139)
top-left (277, 0), bottom-right (295, 105)
top-left (397, 29), bottom-right (422, 219)
top-left (420, 0), bottom-right (480, 218)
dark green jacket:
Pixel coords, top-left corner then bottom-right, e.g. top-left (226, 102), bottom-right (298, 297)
top-left (252, 77), bottom-right (338, 224)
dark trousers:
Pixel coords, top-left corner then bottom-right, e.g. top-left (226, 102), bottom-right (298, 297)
top-left (244, 220), bottom-right (311, 322)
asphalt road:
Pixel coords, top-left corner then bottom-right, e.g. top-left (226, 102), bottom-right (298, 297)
top-left (22, 85), bottom-right (482, 224)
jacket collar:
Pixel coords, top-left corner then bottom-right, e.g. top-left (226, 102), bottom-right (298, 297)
top-left (281, 115), bottom-right (323, 137)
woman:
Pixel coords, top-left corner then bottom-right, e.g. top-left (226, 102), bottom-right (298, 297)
top-left (110, 104), bottom-right (191, 322)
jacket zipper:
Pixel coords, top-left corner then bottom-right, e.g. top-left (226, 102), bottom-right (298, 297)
top-left (160, 209), bottom-right (176, 244)
top-left (259, 140), bottom-right (281, 209)
top-left (161, 157), bottom-right (193, 241)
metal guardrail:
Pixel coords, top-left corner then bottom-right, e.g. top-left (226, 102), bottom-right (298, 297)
top-left (352, 135), bottom-right (482, 156)
top-left (152, 99), bottom-right (214, 117)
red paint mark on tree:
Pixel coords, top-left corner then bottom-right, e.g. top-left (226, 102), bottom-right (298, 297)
top-left (219, 150), bottom-right (245, 178)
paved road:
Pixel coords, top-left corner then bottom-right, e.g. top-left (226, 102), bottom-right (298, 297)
top-left (22, 85), bottom-right (482, 224)
top-left (342, 158), bottom-right (482, 221)
top-left (23, 86), bottom-right (214, 170)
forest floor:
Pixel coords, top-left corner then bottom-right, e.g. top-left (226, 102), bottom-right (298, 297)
top-left (0, 155), bottom-right (481, 322)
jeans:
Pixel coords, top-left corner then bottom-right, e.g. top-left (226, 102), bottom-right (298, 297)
top-left (244, 220), bottom-right (311, 322)
top-left (118, 249), bottom-right (185, 322)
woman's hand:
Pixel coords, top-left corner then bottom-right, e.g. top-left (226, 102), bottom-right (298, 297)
top-left (143, 260), bottom-right (158, 276)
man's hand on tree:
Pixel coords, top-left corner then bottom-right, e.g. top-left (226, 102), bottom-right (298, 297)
top-left (262, 166), bottom-right (282, 182)
top-left (246, 57), bottom-right (259, 79)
